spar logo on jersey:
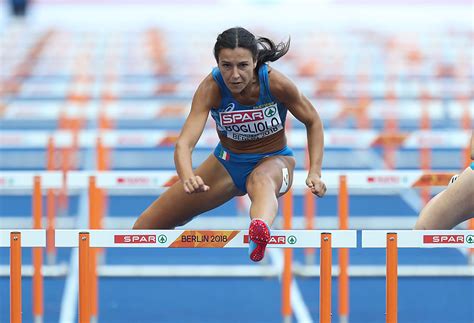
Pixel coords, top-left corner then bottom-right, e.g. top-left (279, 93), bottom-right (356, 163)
top-left (114, 234), bottom-right (157, 244)
top-left (423, 235), bottom-right (464, 244)
top-left (221, 109), bottom-right (265, 125)
top-left (219, 104), bottom-right (283, 141)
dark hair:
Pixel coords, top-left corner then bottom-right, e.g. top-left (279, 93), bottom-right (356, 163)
top-left (213, 27), bottom-right (290, 70)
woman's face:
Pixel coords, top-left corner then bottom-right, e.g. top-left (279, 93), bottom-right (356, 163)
top-left (217, 47), bottom-right (257, 95)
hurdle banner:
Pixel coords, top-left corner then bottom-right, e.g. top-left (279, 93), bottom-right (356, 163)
top-left (0, 129), bottom-right (470, 149)
top-left (2, 99), bottom-right (472, 121)
top-left (0, 170), bottom-right (458, 191)
top-left (0, 172), bottom-right (63, 189)
top-left (55, 229), bottom-right (357, 248)
top-left (362, 230), bottom-right (474, 248)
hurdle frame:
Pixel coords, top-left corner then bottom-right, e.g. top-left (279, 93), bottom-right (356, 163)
top-left (362, 230), bottom-right (474, 323)
top-left (0, 230), bottom-right (46, 323)
top-left (56, 229), bottom-right (357, 323)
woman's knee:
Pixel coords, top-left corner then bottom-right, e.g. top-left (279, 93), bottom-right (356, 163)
top-left (246, 170), bottom-right (276, 193)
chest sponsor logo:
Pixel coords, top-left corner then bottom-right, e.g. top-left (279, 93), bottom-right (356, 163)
top-left (219, 105), bottom-right (283, 141)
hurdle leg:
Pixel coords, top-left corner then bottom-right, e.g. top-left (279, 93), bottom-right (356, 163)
top-left (10, 232), bottom-right (22, 323)
top-left (33, 175), bottom-right (44, 323)
top-left (79, 232), bottom-right (91, 323)
top-left (320, 233), bottom-right (332, 323)
top-left (386, 233), bottom-right (398, 323)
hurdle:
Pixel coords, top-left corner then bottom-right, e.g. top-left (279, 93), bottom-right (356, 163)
top-left (55, 229), bottom-right (357, 323)
top-left (0, 230), bottom-right (46, 323)
top-left (0, 172), bottom-right (62, 323)
top-left (362, 230), bottom-right (474, 323)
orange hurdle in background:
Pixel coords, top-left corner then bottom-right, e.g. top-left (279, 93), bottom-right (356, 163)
top-left (10, 232), bottom-right (22, 323)
top-left (33, 177), bottom-right (44, 322)
top-left (46, 137), bottom-right (57, 264)
top-left (2, 230), bottom-right (46, 323)
top-left (338, 175), bottom-right (349, 323)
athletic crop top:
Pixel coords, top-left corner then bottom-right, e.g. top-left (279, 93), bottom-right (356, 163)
top-left (210, 64), bottom-right (289, 145)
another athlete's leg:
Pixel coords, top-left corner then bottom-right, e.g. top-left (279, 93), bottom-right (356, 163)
top-left (133, 155), bottom-right (240, 229)
top-left (245, 155), bottom-right (295, 261)
top-left (415, 167), bottom-right (474, 229)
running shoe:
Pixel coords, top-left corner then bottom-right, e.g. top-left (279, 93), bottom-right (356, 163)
top-left (248, 219), bottom-right (271, 262)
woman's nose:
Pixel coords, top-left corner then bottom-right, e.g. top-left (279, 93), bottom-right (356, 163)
top-left (231, 67), bottom-right (240, 79)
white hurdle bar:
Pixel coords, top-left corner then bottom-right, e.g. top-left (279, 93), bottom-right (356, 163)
top-left (0, 230), bottom-right (46, 323)
top-left (361, 230), bottom-right (474, 323)
top-left (0, 129), bottom-right (470, 149)
top-left (0, 170), bottom-right (458, 192)
top-left (56, 229), bottom-right (357, 323)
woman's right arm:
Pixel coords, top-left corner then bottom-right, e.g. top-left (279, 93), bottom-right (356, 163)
top-left (174, 75), bottom-right (219, 194)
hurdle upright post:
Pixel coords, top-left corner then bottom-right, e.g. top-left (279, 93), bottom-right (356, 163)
top-left (282, 188), bottom-right (293, 323)
top-left (33, 176), bottom-right (44, 322)
top-left (320, 232), bottom-right (332, 323)
top-left (89, 176), bottom-right (99, 323)
top-left (420, 98), bottom-right (432, 205)
top-left (304, 148), bottom-right (316, 265)
top-left (338, 175), bottom-right (349, 323)
top-left (10, 232), bottom-right (22, 323)
top-left (46, 137), bottom-right (57, 265)
top-left (386, 233), bottom-right (398, 323)
top-left (79, 232), bottom-right (91, 323)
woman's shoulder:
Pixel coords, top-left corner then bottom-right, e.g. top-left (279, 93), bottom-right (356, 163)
top-left (194, 72), bottom-right (221, 108)
top-left (267, 66), bottom-right (299, 102)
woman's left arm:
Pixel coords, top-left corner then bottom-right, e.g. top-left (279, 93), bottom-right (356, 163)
top-left (270, 69), bottom-right (326, 197)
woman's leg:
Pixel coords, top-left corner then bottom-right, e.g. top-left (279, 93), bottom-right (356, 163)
top-left (133, 154), bottom-right (241, 229)
top-left (245, 155), bottom-right (296, 261)
top-left (414, 167), bottom-right (474, 229)
top-left (245, 155), bottom-right (296, 225)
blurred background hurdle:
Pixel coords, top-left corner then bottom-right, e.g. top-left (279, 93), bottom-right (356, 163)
top-left (55, 229), bottom-right (357, 323)
top-left (0, 230), bottom-right (46, 323)
top-left (362, 230), bottom-right (474, 323)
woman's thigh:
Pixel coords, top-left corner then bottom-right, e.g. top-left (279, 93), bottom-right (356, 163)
top-left (246, 155), bottom-right (296, 197)
top-left (134, 154), bottom-right (241, 229)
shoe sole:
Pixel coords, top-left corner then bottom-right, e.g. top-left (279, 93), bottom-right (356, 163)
top-left (249, 220), bottom-right (270, 262)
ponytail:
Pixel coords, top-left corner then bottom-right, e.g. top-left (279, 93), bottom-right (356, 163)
top-left (256, 36), bottom-right (290, 69)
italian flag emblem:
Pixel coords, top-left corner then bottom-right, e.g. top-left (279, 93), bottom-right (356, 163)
top-left (218, 149), bottom-right (230, 161)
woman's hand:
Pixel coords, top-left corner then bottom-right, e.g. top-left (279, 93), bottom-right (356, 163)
top-left (183, 175), bottom-right (210, 194)
top-left (306, 174), bottom-right (327, 197)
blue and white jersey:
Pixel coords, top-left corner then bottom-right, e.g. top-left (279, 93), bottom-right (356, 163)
top-left (210, 64), bottom-right (289, 142)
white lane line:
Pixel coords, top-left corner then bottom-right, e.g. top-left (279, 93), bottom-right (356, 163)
top-left (268, 249), bottom-right (313, 323)
top-left (59, 143), bottom-right (95, 323)
top-left (241, 196), bottom-right (312, 322)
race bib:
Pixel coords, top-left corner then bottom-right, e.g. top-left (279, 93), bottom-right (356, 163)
top-left (219, 104), bottom-right (283, 141)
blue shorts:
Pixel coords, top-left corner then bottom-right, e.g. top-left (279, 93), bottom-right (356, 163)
top-left (213, 143), bottom-right (294, 194)
top-left (471, 162), bottom-right (474, 170)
